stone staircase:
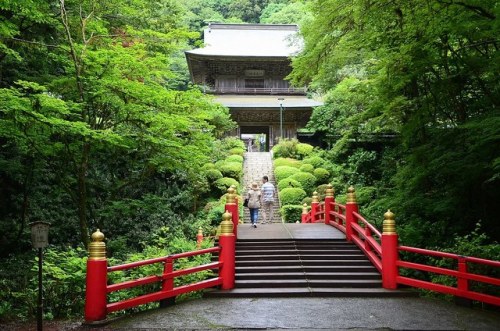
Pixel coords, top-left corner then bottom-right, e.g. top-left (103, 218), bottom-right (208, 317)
top-left (242, 152), bottom-right (281, 223)
top-left (207, 238), bottom-right (414, 298)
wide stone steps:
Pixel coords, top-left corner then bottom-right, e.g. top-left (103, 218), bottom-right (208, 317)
top-left (206, 238), bottom-right (415, 298)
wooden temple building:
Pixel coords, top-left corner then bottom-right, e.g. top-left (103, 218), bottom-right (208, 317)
top-left (185, 23), bottom-right (322, 150)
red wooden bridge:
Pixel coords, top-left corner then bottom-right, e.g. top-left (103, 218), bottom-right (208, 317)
top-left (83, 186), bottom-right (500, 323)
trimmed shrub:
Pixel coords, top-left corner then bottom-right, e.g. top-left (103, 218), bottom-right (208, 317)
top-left (214, 177), bottom-right (239, 196)
top-left (299, 164), bottom-right (314, 173)
top-left (302, 156), bottom-right (327, 168)
top-left (274, 166), bottom-right (300, 182)
top-left (314, 168), bottom-right (330, 184)
top-left (229, 147), bottom-right (245, 156)
top-left (205, 169), bottom-right (223, 182)
top-left (296, 143), bottom-right (314, 159)
top-left (281, 205), bottom-right (304, 223)
top-left (302, 197), bottom-right (313, 206)
top-left (279, 187), bottom-right (307, 205)
top-left (315, 184), bottom-right (329, 201)
top-left (218, 162), bottom-right (243, 180)
top-left (289, 172), bottom-right (317, 194)
top-left (225, 155), bottom-right (244, 163)
top-left (272, 139), bottom-right (298, 158)
top-left (202, 163), bottom-right (215, 170)
top-left (278, 178), bottom-right (303, 191)
top-left (355, 186), bottom-right (377, 206)
top-left (274, 157), bottom-right (302, 168)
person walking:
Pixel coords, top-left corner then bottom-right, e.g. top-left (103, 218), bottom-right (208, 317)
top-left (261, 175), bottom-right (276, 224)
top-left (246, 182), bottom-right (261, 228)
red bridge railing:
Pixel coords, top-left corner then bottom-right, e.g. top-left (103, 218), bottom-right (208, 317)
top-left (84, 188), bottom-right (240, 323)
top-left (302, 185), bottom-right (500, 306)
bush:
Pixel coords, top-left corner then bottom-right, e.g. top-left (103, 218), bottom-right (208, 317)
top-left (302, 197), bottom-right (313, 206)
top-left (202, 163), bottom-right (215, 170)
top-left (274, 157), bottom-right (302, 168)
top-left (279, 187), bottom-right (307, 205)
top-left (277, 178), bottom-right (303, 191)
top-left (289, 172), bottom-right (317, 194)
top-left (281, 205), bottom-right (304, 223)
top-left (315, 184), bottom-right (329, 201)
top-left (313, 168), bottom-right (330, 184)
top-left (218, 162), bottom-right (242, 180)
top-left (272, 139), bottom-right (299, 158)
top-left (299, 164), bottom-right (314, 173)
top-left (205, 169), bottom-right (223, 182)
top-left (296, 143), bottom-right (314, 159)
top-left (225, 155), bottom-right (244, 163)
top-left (302, 156), bottom-right (327, 168)
top-left (229, 147), bottom-right (245, 156)
top-left (274, 166), bottom-right (300, 182)
top-left (214, 177), bottom-right (239, 196)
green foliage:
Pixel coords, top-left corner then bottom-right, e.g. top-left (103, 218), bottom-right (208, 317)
top-left (302, 156), bottom-right (326, 168)
top-left (296, 143), bottom-right (314, 159)
top-left (273, 157), bottom-right (302, 168)
top-left (277, 178), bottom-right (303, 191)
top-left (299, 164), bottom-right (314, 173)
top-left (272, 138), bottom-right (299, 159)
top-left (218, 162), bottom-right (243, 180)
top-left (313, 168), bottom-right (330, 184)
top-left (279, 187), bottom-right (307, 206)
top-left (289, 172), bottom-right (317, 194)
top-left (229, 147), bottom-right (245, 156)
top-left (281, 205), bottom-right (304, 223)
top-left (274, 166), bottom-right (300, 182)
top-left (205, 169), bottom-right (223, 182)
top-left (260, 1), bottom-right (312, 26)
top-left (214, 177), bottom-right (239, 196)
top-left (225, 155), bottom-right (244, 163)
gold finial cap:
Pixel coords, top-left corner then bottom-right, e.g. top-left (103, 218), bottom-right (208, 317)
top-left (302, 203), bottom-right (308, 214)
top-left (197, 227), bottom-right (203, 236)
top-left (88, 229), bottom-right (106, 260)
top-left (220, 211), bottom-right (234, 236)
top-left (383, 210), bottom-right (397, 234)
top-left (325, 184), bottom-right (334, 197)
top-left (312, 191), bottom-right (319, 203)
top-left (226, 187), bottom-right (236, 204)
top-left (346, 186), bottom-right (357, 204)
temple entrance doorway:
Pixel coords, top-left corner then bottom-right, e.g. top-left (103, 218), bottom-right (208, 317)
top-left (240, 126), bottom-right (270, 152)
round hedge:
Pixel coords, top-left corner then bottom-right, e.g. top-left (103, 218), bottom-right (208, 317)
top-left (277, 178), bottom-right (303, 191)
top-left (205, 168), bottom-right (223, 182)
top-left (296, 143), bottom-right (314, 159)
top-left (299, 164), bottom-right (314, 173)
top-left (274, 166), bottom-right (300, 182)
top-left (281, 204), bottom-right (304, 223)
top-left (202, 163), bottom-right (215, 170)
top-left (218, 161), bottom-right (243, 180)
top-left (273, 157), bottom-right (302, 168)
top-left (289, 172), bottom-right (317, 194)
top-left (302, 156), bottom-right (326, 168)
top-left (313, 168), bottom-right (330, 183)
top-left (225, 154), bottom-right (244, 163)
top-left (214, 177), bottom-right (239, 196)
top-left (229, 147), bottom-right (245, 156)
top-left (279, 187), bottom-right (307, 205)
top-left (302, 197), bottom-right (313, 206)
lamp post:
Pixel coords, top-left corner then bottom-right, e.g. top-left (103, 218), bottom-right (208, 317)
top-left (30, 221), bottom-right (50, 331)
top-left (278, 98), bottom-right (285, 141)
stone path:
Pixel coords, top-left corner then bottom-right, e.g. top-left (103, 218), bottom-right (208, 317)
top-left (242, 152), bottom-right (281, 223)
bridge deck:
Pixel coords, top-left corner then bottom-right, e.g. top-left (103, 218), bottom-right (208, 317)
top-left (238, 223), bottom-right (345, 240)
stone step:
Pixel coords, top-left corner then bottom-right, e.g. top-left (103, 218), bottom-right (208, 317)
top-left (235, 265), bottom-right (378, 273)
top-left (235, 279), bottom-right (383, 288)
top-left (235, 260), bottom-right (374, 267)
top-left (235, 272), bottom-right (381, 280)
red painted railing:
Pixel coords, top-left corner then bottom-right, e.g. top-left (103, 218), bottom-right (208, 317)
top-left (84, 188), bottom-right (239, 323)
top-left (302, 185), bottom-right (500, 306)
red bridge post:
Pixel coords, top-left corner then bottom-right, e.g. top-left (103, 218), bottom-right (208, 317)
top-left (382, 210), bottom-right (399, 289)
top-left (219, 211), bottom-right (235, 289)
top-left (311, 191), bottom-right (319, 222)
top-left (301, 203), bottom-right (308, 223)
top-left (345, 186), bottom-right (358, 241)
top-left (324, 184), bottom-right (334, 224)
top-left (225, 187), bottom-right (238, 238)
top-left (159, 257), bottom-right (175, 308)
top-left (84, 230), bottom-right (108, 323)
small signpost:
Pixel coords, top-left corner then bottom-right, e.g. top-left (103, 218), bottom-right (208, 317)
top-left (30, 221), bottom-right (50, 331)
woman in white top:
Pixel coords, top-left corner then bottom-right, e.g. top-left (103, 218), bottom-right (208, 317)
top-left (246, 182), bottom-right (261, 228)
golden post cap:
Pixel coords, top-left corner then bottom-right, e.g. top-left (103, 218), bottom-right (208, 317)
top-left (325, 184), bottom-right (334, 197)
top-left (346, 186), bottom-right (357, 204)
top-left (312, 191), bottom-right (319, 203)
top-left (383, 209), bottom-right (397, 234)
top-left (220, 211), bottom-right (234, 235)
top-left (88, 229), bottom-right (106, 260)
top-left (302, 203), bottom-right (308, 214)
